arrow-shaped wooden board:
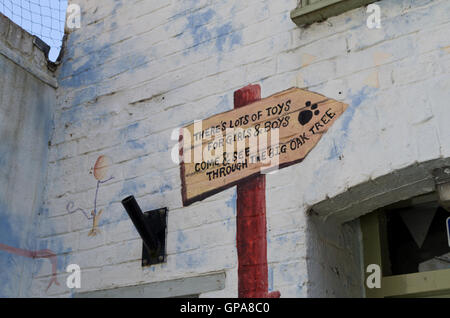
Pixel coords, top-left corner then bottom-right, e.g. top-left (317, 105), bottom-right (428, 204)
top-left (179, 87), bottom-right (348, 206)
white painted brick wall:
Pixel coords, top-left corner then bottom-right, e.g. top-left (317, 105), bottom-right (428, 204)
top-left (32, 0), bottom-right (450, 297)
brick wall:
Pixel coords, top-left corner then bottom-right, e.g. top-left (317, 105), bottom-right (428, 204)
top-left (32, 0), bottom-right (450, 297)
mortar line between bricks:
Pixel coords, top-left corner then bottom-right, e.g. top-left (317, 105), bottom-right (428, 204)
top-left (270, 229), bottom-right (306, 239)
top-left (66, 2), bottom-right (282, 62)
top-left (58, 56), bottom-right (215, 110)
top-left (165, 242), bottom-right (238, 257)
top-left (61, 42), bottom-right (283, 112)
top-left (58, 241), bottom-right (238, 264)
top-left (51, 137), bottom-right (175, 164)
top-left (167, 218), bottom-right (238, 234)
top-left (290, 1), bottom-right (450, 54)
top-left (61, 29), bottom-right (441, 119)
top-left (282, 46), bottom-right (446, 91)
top-left (61, 11), bottom-right (295, 85)
top-left (280, 33), bottom-right (417, 72)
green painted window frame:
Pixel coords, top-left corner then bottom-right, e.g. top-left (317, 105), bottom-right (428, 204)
top-left (361, 210), bottom-right (450, 298)
top-left (290, 0), bottom-right (380, 27)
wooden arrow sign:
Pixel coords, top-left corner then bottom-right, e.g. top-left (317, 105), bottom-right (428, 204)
top-left (179, 87), bottom-right (348, 206)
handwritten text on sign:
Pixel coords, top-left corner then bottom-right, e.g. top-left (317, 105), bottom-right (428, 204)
top-left (179, 88), bottom-right (348, 206)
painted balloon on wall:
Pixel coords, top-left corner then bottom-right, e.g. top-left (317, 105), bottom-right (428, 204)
top-left (67, 155), bottom-right (114, 236)
top-left (93, 155), bottom-right (113, 182)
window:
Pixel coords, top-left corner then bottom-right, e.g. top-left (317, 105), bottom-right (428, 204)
top-left (291, 0), bottom-right (380, 27)
top-left (361, 193), bottom-right (450, 298)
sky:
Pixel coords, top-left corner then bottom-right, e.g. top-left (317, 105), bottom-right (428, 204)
top-left (0, 0), bottom-right (68, 61)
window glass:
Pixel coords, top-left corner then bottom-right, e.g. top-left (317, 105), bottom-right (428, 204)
top-left (382, 202), bottom-right (450, 276)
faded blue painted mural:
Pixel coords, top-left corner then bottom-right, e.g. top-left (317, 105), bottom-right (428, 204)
top-left (179, 2), bottom-right (243, 57)
top-left (0, 37), bottom-right (56, 296)
top-left (0, 202), bottom-right (23, 297)
top-left (328, 86), bottom-right (377, 160)
top-left (58, 3), bottom-right (149, 131)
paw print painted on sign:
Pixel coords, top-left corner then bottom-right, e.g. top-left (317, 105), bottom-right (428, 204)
top-left (298, 101), bottom-right (320, 126)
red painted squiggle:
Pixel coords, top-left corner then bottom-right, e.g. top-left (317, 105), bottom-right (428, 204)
top-left (0, 243), bottom-right (59, 291)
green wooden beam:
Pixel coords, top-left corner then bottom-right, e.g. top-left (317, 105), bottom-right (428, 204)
top-left (290, 0), bottom-right (380, 27)
top-left (361, 211), bottom-right (384, 298)
top-left (381, 269), bottom-right (450, 298)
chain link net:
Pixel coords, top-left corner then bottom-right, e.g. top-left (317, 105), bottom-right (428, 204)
top-left (0, 0), bottom-right (68, 61)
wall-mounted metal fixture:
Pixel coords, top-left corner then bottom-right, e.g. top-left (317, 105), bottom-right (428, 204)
top-left (121, 196), bottom-right (167, 266)
top-left (290, 0), bottom-right (380, 27)
top-left (433, 167), bottom-right (450, 212)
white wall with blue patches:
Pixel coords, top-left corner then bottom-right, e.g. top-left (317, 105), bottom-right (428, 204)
top-left (1, 0), bottom-right (450, 297)
top-left (0, 13), bottom-right (56, 297)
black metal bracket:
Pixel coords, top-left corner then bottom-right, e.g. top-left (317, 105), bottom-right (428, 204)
top-left (142, 207), bottom-right (167, 267)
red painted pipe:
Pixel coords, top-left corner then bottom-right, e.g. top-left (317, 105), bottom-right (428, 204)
top-left (234, 84), bottom-right (280, 298)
